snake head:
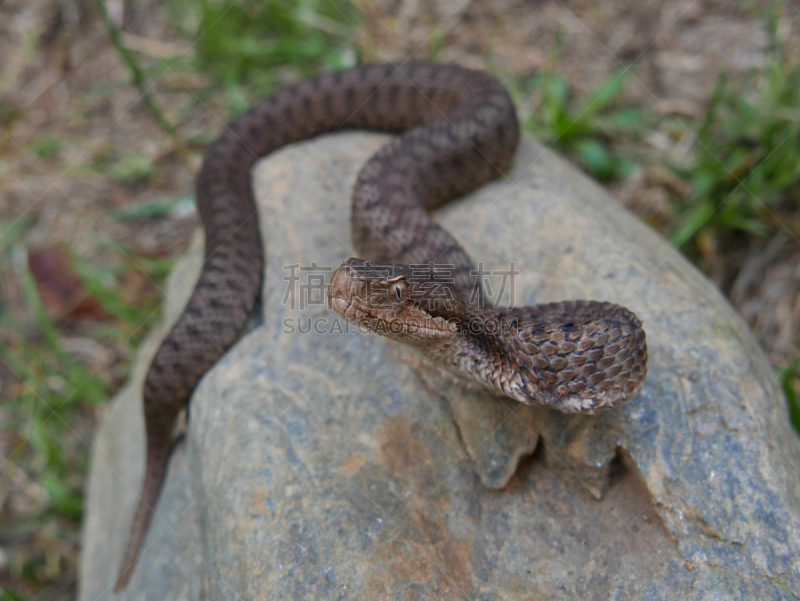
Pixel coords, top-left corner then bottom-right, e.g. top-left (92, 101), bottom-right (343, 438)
top-left (328, 257), bottom-right (467, 342)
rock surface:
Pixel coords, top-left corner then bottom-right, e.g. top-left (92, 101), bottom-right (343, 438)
top-left (80, 134), bottom-right (800, 600)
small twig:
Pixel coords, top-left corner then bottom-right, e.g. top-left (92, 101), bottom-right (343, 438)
top-left (90, 0), bottom-right (176, 136)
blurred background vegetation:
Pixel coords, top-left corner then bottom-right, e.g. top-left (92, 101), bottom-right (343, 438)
top-left (0, 0), bottom-right (798, 598)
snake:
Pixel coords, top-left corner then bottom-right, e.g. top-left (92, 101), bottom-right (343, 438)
top-left (116, 62), bottom-right (647, 589)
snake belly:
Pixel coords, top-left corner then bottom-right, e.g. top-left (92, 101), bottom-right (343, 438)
top-left (117, 62), bottom-right (646, 589)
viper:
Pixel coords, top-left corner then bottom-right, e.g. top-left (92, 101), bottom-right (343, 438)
top-left (116, 62), bottom-right (647, 589)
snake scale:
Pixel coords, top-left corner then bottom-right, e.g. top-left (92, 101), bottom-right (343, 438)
top-left (116, 63), bottom-right (647, 588)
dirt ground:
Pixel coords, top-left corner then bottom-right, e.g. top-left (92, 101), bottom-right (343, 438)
top-left (0, 0), bottom-right (798, 598)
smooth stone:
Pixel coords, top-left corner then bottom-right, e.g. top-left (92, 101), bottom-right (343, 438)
top-left (80, 133), bottom-right (800, 600)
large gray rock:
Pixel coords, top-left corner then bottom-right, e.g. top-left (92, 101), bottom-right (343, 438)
top-left (80, 133), bottom-right (800, 600)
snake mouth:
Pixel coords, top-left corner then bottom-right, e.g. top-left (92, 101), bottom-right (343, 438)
top-left (328, 261), bottom-right (456, 338)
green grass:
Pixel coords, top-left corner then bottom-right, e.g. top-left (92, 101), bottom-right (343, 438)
top-left (30, 135), bottom-right (61, 159)
top-left (510, 12), bottom-right (799, 261)
top-left (505, 25), bottom-right (648, 184)
top-left (168, 0), bottom-right (360, 106)
top-left (2, 0), bottom-right (799, 596)
top-left (781, 353), bottom-right (800, 432)
top-left (89, 146), bottom-right (157, 183)
top-left (94, 0), bottom-right (360, 130)
top-left (1, 587), bottom-right (33, 601)
top-left (0, 249), bottom-right (103, 591)
top-left (0, 226), bottom-right (171, 591)
top-left (515, 67), bottom-right (646, 182)
top-left (668, 12), bottom-right (800, 254)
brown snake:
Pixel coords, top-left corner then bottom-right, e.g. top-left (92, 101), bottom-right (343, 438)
top-left (116, 63), bottom-right (647, 588)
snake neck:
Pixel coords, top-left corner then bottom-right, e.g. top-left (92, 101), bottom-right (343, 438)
top-left (408, 307), bottom-right (532, 405)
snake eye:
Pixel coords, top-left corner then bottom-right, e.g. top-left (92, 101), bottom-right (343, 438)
top-left (391, 281), bottom-right (407, 301)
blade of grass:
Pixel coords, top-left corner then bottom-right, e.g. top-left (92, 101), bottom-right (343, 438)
top-left (669, 201), bottom-right (715, 247)
top-left (779, 354), bottom-right (800, 433)
top-left (69, 251), bottom-right (157, 326)
top-left (90, 0), bottom-right (175, 136)
top-left (106, 195), bottom-right (194, 220)
top-left (1, 587), bottom-right (34, 601)
top-left (0, 215), bottom-right (34, 259)
top-left (11, 246), bottom-right (105, 403)
top-left (576, 68), bottom-right (632, 118)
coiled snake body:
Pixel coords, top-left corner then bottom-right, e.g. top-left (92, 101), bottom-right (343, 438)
top-left (117, 63), bottom-right (647, 588)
